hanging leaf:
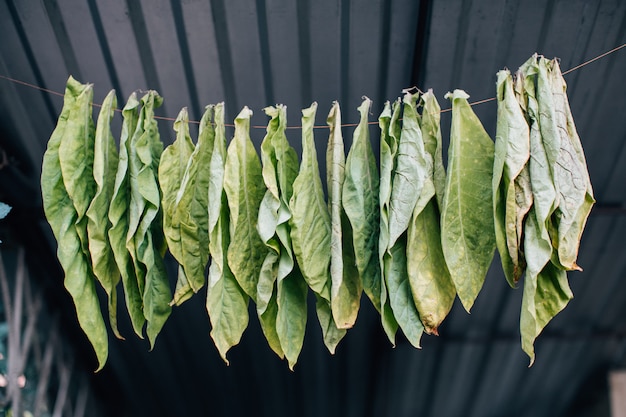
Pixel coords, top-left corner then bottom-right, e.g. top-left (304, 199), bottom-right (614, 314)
top-left (258, 104), bottom-right (306, 369)
top-left (224, 107), bottom-right (266, 302)
top-left (378, 99), bottom-right (400, 344)
top-left (521, 210), bottom-right (573, 365)
top-left (159, 108), bottom-right (195, 305)
top-left (537, 58), bottom-right (594, 270)
top-left (86, 89), bottom-right (122, 339)
top-left (420, 90), bottom-right (446, 208)
top-left (41, 76), bottom-right (108, 370)
top-left (386, 91), bottom-right (426, 347)
top-left (291, 102), bottom-right (345, 353)
top-left (127, 91), bottom-right (171, 348)
top-left (342, 97), bottom-right (380, 329)
top-left (441, 89), bottom-right (496, 312)
top-left (493, 69), bottom-right (533, 287)
top-left (407, 91), bottom-right (454, 336)
top-left (109, 93), bottom-right (145, 338)
top-left (326, 101), bottom-right (360, 331)
top-left (206, 103), bottom-right (250, 364)
top-left (173, 106), bottom-right (214, 303)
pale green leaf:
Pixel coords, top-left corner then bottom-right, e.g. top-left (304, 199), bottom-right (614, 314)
top-left (290, 102), bottom-right (332, 300)
top-left (127, 91), bottom-right (171, 348)
top-left (493, 69), bottom-right (532, 286)
top-left (315, 295), bottom-right (347, 354)
top-left (441, 89), bottom-right (496, 312)
top-left (420, 90), bottom-right (446, 208)
top-left (158, 108), bottom-right (195, 305)
top-left (224, 107), bottom-right (266, 302)
top-left (173, 105), bottom-right (214, 304)
top-left (326, 101), bottom-right (360, 330)
top-left (109, 93), bottom-right (145, 337)
top-left (206, 103), bottom-right (251, 363)
top-left (276, 270), bottom-right (308, 370)
top-left (41, 76), bottom-right (108, 370)
top-left (378, 99), bottom-right (400, 344)
top-left (386, 234), bottom-right (423, 348)
top-left (86, 90), bottom-right (122, 339)
top-left (342, 97), bottom-right (381, 329)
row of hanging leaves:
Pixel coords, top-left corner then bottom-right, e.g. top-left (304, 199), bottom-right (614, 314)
top-left (40, 54), bottom-right (593, 371)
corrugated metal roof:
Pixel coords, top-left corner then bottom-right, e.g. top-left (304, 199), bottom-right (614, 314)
top-left (1, 0), bottom-right (625, 416)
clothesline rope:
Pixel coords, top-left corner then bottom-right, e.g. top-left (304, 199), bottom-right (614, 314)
top-left (1, 43), bottom-right (625, 129)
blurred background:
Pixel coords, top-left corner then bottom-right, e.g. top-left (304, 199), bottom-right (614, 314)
top-left (1, 0), bottom-right (626, 416)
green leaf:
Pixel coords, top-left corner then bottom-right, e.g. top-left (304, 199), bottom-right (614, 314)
top-left (127, 91), bottom-right (171, 348)
top-left (290, 102), bottom-right (345, 352)
top-left (224, 107), bottom-right (267, 302)
top-left (86, 90), bottom-right (122, 339)
top-left (342, 97), bottom-right (380, 329)
top-left (493, 69), bottom-right (532, 287)
top-left (276, 269), bottom-right (308, 370)
top-left (173, 105), bottom-right (214, 303)
top-left (441, 89), bottom-right (496, 312)
top-left (314, 294), bottom-right (346, 354)
top-left (258, 289), bottom-right (285, 358)
top-left (386, 234), bottom-right (423, 348)
top-left (109, 93), bottom-right (145, 338)
top-left (206, 103), bottom-right (250, 363)
top-left (378, 99), bottom-right (400, 344)
top-left (326, 101), bottom-right (360, 330)
top-left (258, 104), bottom-right (307, 367)
top-left (538, 58), bottom-right (594, 270)
top-left (257, 104), bottom-right (299, 313)
top-left (207, 207), bottom-right (249, 365)
top-left (41, 76), bottom-right (108, 370)
top-left (420, 90), bottom-right (446, 208)
top-left (290, 102), bottom-right (331, 300)
top-left (521, 210), bottom-right (573, 365)
top-left (159, 108), bottom-right (195, 305)
top-left (407, 198), bottom-right (454, 335)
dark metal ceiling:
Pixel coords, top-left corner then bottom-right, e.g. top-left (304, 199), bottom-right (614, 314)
top-left (1, 0), bottom-right (626, 416)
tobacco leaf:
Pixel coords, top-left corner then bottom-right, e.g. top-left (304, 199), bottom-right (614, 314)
top-left (342, 97), bottom-right (380, 329)
top-left (172, 106), bottom-right (214, 304)
top-left (290, 102), bottom-right (345, 353)
top-left (326, 101), bottom-right (360, 331)
top-left (41, 76), bottom-right (108, 370)
top-left (159, 108), bottom-right (195, 305)
top-left (406, 89), bottom-right (454, 335)
top-left (224, 107), bottom-right (267, 302)
top-left (258, 104), bottom-right (306, 367)
top-left (493, 69), bottom-right (532, 286)
top-left (290, 102), bottom-right (331, 299)
top-left (109, 93), bottom-right (145, 338)
top-left (441, 89), bottom-right (496, 312)
top-left (420, 90), bottom-right (446, 208)
top-left (86, 89), bottom-right (122, 339)
top-left (127, 91), bottom-right (171, 348)
top-left (378, 99), bottom-right (400, 344)
top-left (521, 209), bottom-right (573, 365)
top-left (386, 234), bottom-right (424, 347)
top-left (205, 103), bottom-right (250, 363)
top-left (538, 58), bottom-right (594, 270)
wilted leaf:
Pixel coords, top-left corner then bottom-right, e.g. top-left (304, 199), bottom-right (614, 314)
top-left (41, 76), bottom-right (108, 370)
top-left (326, 101), bottom-right (360, 330)
top-left (224, 107), bottom-right (266, 302)
top-left (86, 89), bottom-right (122, 339)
